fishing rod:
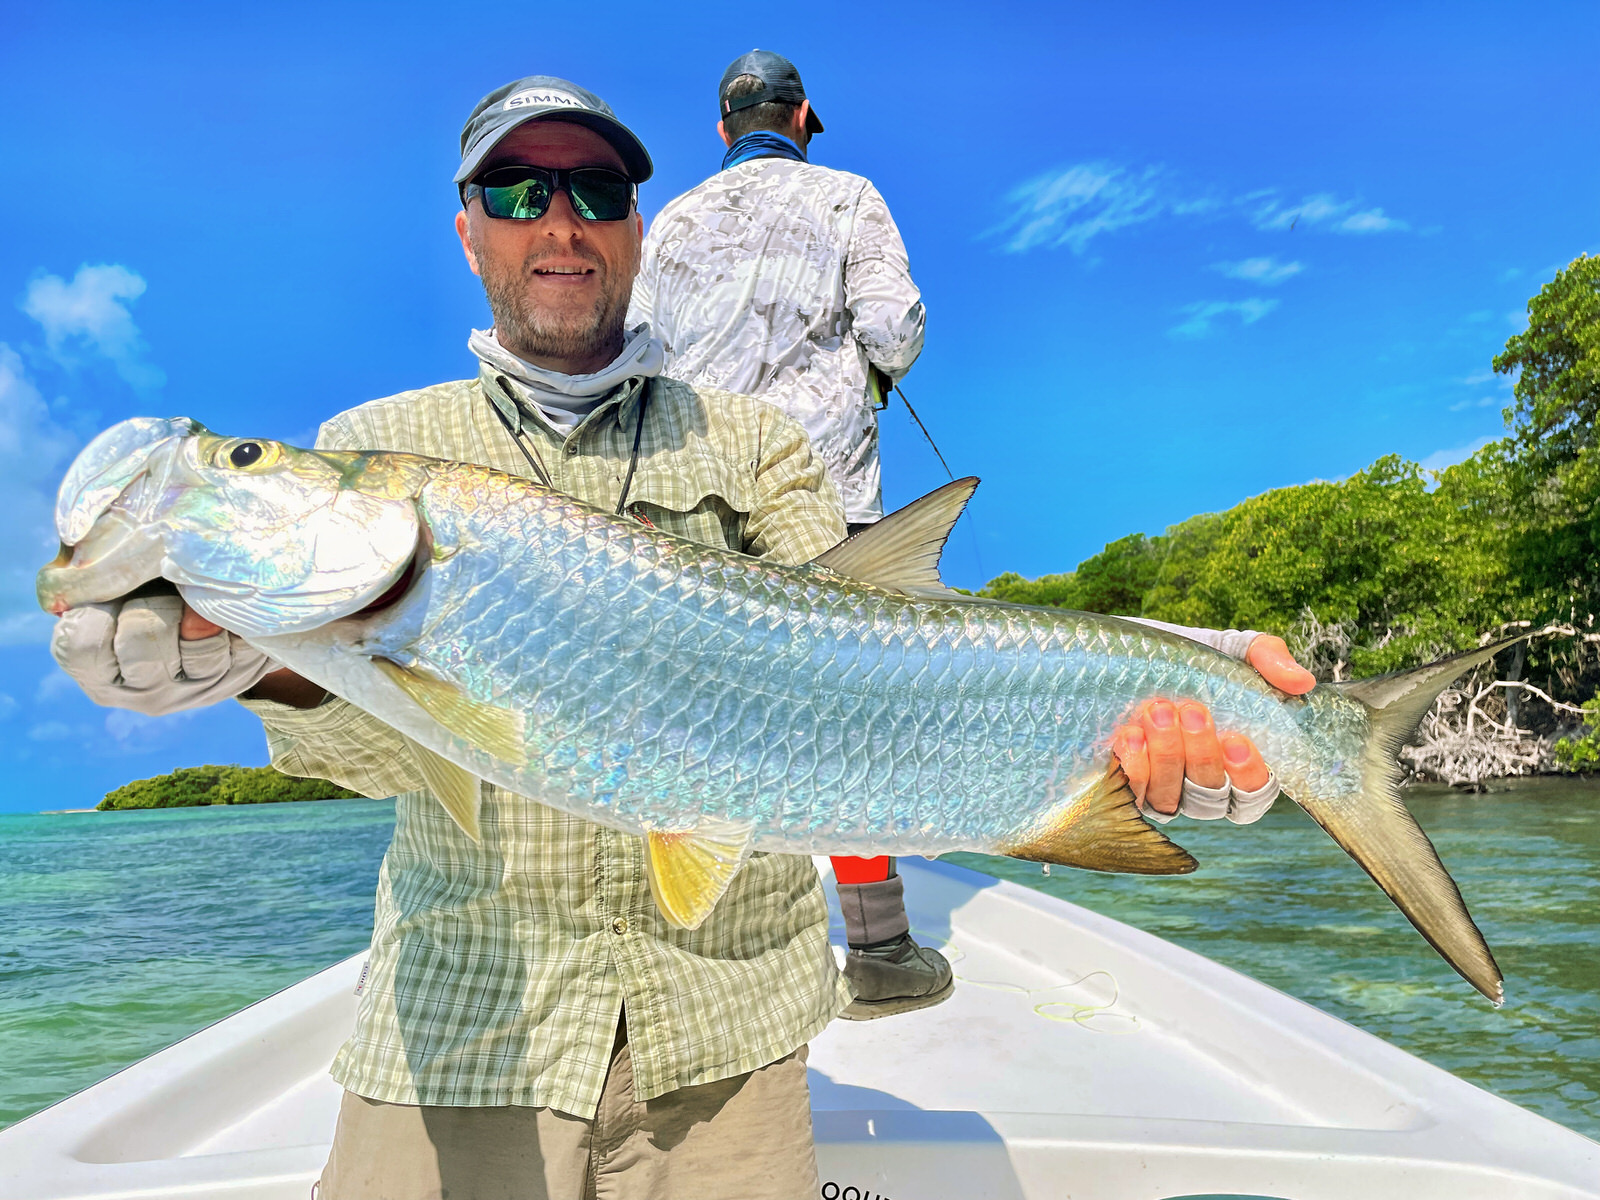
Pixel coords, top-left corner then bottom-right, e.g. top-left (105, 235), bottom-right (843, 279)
top-left (892, 382), bottom-right (955, 481)
top-left (874, 374), bottom-right (986, 582)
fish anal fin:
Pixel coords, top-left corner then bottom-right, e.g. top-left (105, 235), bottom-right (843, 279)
top-left (811, 477), bottom-right (978, 598)
top-left (645, 821), bottom-right (754, 930)
top-left (405, 738), bottom-right (483, 843)
top-left (998, 767), bottom-right (1198, 876)
top-left (373, 657), bottom-right (525, 765)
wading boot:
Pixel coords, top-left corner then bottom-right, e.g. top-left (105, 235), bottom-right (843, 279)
top-left (836, 870), bottom-right (954, 1020)
top-left (840, 932), bottom-right (954, 1020)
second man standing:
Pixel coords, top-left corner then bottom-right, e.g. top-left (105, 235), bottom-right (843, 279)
top-left (629, 49), bottom-right (950, 1019)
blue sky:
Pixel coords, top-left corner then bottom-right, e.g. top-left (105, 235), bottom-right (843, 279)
top-left (0, 1), bottom-right (1595, 811)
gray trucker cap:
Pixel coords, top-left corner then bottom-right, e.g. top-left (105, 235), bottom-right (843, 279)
top-left (455, 76), bottom-right (653, 185)
top-left (718, 50), bottom-right (824, 134)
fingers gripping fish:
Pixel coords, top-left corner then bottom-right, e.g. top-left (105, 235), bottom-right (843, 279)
top-left (39, 418), bottom-right (1511, 1002)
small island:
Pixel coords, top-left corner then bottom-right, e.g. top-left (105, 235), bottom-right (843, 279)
top-left (98, 765), bottom-right (362, 810)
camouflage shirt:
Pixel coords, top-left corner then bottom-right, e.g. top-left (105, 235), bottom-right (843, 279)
top-left (240, 368), bottom-right (853, 1116)
top-left (629, 159), bottom-right (926, 523)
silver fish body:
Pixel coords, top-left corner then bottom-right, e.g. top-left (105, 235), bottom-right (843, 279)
top-left (38, 419), bottom-right (1508, 1001)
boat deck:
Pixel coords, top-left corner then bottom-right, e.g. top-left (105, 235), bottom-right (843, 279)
top-left (1, 858), bottom-right (1595, 1199)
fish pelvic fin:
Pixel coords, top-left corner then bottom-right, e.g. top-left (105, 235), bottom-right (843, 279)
top-left (405, 738), bottom-right (483, 843)
top-left (998, 766), bottom-right (1198, 875)
top-left (1310, 636), bottom-right (1525, 1005)
top-left (812, 477), bottom-right (978, 599)
top-left (373, 658), bottom-right (526, 766)
top-left (644, 820), bottom-right (754, 930)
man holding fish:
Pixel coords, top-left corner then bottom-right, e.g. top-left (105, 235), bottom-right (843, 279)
top-left (47, 73), bottom-right (1337, 1199)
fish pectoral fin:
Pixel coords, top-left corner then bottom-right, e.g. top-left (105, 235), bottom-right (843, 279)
top-left (811, 477), bottom-right (978, 598)
top-left (999, 767), bottom-right (1198, 875)
top-left (644, 821), bottom-right (754, 930)
top-left (405, 738), bottom-right (483, 843)
top-left (372, 657), bottom-right (525, 766)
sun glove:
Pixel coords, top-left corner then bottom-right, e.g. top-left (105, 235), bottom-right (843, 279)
top-left (51, 595), bottom-right (276, 716)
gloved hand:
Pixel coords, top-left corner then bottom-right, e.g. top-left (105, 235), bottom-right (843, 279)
top-left (1142, 770), bottom-right (1281, 826)
top-left (51, 595), bottom-right (276, 716)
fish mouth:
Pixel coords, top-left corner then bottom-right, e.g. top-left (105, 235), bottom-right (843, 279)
top-left (38, 416), bottom-right (199, 615)
top-left (37, 500), bottom-right (169, 615)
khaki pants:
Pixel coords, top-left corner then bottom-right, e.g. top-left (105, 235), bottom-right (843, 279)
top-left (317, 1033), bottom-right (818, 1200)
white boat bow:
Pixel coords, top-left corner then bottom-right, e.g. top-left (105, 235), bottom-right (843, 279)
top-left (1, 857), bottom-right (1594, 1199)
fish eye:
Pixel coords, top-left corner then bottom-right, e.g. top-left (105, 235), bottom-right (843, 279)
top-left (212, 439), bottom-right (280, 471)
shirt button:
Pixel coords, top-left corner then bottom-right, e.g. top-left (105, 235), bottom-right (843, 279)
top-left (611, 917), bottom-right (629, 935)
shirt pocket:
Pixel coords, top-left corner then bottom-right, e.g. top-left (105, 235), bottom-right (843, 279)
top-left (624, 451), bottom-right (756, 552)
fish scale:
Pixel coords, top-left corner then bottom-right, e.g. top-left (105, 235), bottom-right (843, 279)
top-left (37, 420), bottom-right (1512, 999)
top-left (372, 468), bottom-right (1303, 850)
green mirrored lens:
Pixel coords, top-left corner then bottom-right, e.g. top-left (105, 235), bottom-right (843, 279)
top-left (484, 175), bottom-right (552, 220)
top-left (568, 170), bottom-right (632, 221)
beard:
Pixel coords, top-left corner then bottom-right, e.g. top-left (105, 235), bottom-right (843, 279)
top-left (474, 238), bottom-right (632, 366)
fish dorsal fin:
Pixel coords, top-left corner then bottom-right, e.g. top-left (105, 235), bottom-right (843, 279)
top-left (404, 737), bottom-right (484, 843)
top-left (373, 657), bottom-right (526, 766)
top-left (644, 819), bottom-right (754, 930)
top-left (812, 477), bottom-right (979, 598)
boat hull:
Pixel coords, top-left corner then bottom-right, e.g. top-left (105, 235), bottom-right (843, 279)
top-left (0, 858), bottom-right (1594, 1200)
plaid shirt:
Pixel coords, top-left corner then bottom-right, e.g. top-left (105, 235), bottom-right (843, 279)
top-left (241, 367), bottom-right (853, 1116)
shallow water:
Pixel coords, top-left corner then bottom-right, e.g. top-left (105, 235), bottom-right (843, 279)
top-left (949, 775), bottom-right (1600, 1139)
top-left (1, 781), bottom-right (1596, 1141)
top-left (0, 800), bottom-right (395, 1128)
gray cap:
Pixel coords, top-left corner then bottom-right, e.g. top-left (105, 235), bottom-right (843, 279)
top-left (718, 50), bottom-right (824, 135)
top-left (455, 76), bottom-right (653, 185)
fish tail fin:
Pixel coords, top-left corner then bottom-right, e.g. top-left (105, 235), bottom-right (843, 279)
top-left (1000, 766), bottom-right (1198, 875)
top-left (1309, 636), bottom-right (1524, 1005)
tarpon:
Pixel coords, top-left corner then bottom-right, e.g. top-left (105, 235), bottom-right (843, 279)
top-left (39, 417), bottom-right (1512, 1001)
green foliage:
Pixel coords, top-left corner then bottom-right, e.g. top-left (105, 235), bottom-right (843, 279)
top-left (1554, 698), bottom-right (1600, 772)
top-left (1140, 512), bottom-right (1224, 620)
top-left (1495, 254), bottom-right (1600, 477)
top-left (972, 254), bottom-right (1599, 692)
top-left (977, 569), bottom-right (1081, 608)
top-left (1072, 533), bottom-right (1166, 615)
top-left (1494, 254), bottom-right (1600, 621)
top-left (1142, 454), bottom-right (1519, 673)
top-left (99, 765), bottom-right (360, 810)
top-left (977, 535), bottom-right (1168, 616)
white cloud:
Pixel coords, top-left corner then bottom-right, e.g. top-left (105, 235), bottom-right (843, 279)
top-left (0, 693), bottom-right (16, 721)
top-left (1250, 193), bottom-right (1410, 235)
top-left (0, 344), bottom-right (80, 645)
top-left (27, 720), bottom-right (77, 742)
top-left (35, 669), bottom-right (78, 703)
top-left (991, 165), bottom-right (1411, 256)
top-left (1448, 396), bottom-right (1500, 412)
top-left (1419, 436), bottom-right (1496, 472)
top-left (104, 707), bottom-right (201, 751)
top-left (1169, 298), bottom-right (1280, 339)
top-left (1334, 209), bottom-right (1407, 234)
top-left (1212, 257), bottom-right (1304, 285)
top-left (22, 264), bottom-right (165, 391)
top-left (989, 163), bottom-right (1171, 254)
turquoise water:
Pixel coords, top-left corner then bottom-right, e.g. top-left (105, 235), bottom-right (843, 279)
top-left (0, 800), bottom-right (396, 1128)
top-left (1, 783), bottom-right (1596, 1140)
top-left (951, 775), bottom-right (1600, 1139)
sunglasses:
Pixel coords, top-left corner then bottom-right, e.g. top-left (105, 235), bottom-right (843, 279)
top-left (464, 165), bottom-right (636, 222)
